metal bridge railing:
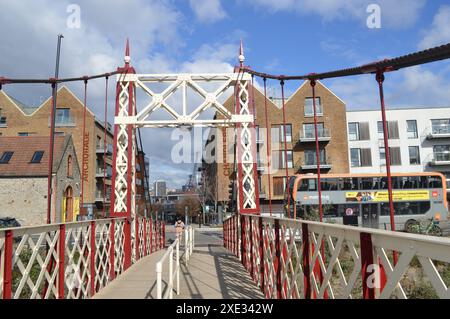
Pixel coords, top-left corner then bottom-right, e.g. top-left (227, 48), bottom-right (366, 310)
top-left (156, 238), bottom-right (180, 299)
top-left (156, 226), bottom-right (194, 299)
top-left (224, 214), bottom-right (450, 299)
top-left (0, 217), bottom-right (165, 299)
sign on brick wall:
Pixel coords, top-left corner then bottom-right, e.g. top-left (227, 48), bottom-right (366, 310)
top-left (82, 133), bottom-right (89, 181)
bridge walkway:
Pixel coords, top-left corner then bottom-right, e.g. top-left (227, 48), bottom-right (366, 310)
top-left (94, 229), bottom-right (263, 299)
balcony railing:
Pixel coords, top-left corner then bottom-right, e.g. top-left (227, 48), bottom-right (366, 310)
top-left (427, 124), bottom-right (450, 139)
top-left (48, 117), bottom-right (76, 127)
top-left (427, 152), bottom-right (450, 166)
top-left (297, 128), bottom-right (331, 143)
top-left (95, 168), bottom-right (112, 178)
top-left (295, 156), bottom-right (332, 171)
top-left (95, 190), bottom-right (111, 203)
top-left (96, 143), bottom-right (113, 154)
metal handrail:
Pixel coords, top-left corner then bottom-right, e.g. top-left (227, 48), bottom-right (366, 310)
top-left (155, 226), bottom-right (194, 299)
top-left (184, 226), bottom-right (194, 265)
top-left (155, 238), bottom-right (180, 299)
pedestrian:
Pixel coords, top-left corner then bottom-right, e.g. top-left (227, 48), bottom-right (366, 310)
top-left (174, 217), bottom-right (185, 241)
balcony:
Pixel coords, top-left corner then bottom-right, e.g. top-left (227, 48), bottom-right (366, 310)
top-left (296, 157), bottom-right (332, 171)
top-left (297, 128), bottom-right (331, 143)
top-left (95, 190), bottom-right (111, 203)
top-left (48, 117), bottom-right (76, 127)
top-left (96, 143), bottom-right (113, 154)
top-left (427, 152), bottom-right (450, 166)
top-left (95, 168), bottom-right (112, 178)
top-left (259, 189), bottom-right (266, 199)
top-left (427, 124), bottom-right (450, 139)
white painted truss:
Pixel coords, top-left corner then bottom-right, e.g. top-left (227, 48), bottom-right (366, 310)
top-left (114, 73), bottom-right (253, 128)
top-left (113, 71), bottom-right (259, 218)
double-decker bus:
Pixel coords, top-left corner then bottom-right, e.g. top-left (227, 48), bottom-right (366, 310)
top-left (286, 172), bottom-right (448, 231)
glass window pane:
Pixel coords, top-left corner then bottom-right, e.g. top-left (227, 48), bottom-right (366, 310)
top-left (377, 121), bottom-right (384, 139)
top-left (409, 146), bottom-right (420, 165)
top-left (304, 98), bottom-right (322, 115)
top-left (432, 119), bottom-right (450, 134)
top-left (350, 148), bottom-right (360, 167)
top-left (406, 120), bottom-right (418, 139)
top-left (348, 123), bottom-right (359, 141)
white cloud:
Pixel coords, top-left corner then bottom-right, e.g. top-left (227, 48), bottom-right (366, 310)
top-left (189, 0), bottom-right (227, 24)
top-left (243, 0), bottom-right (425, 28)
top-left (418, 5), bottom-right (450, 50)
top-left (327, 64), bottom-right (450, 110)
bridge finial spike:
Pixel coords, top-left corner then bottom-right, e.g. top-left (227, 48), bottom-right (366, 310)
top-left (124, 38), bottom-right (131, 65)
top-left (238, 39), bottom-right (245, 67)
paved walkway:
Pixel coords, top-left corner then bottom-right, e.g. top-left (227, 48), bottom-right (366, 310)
top-left (94, 230), bottom-right (263, 299)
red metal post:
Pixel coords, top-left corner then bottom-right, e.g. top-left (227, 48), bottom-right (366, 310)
top-left (46, 83), bottom-right (57, 224)
top-left (274, 219), bottom-right (282, 299)
top-left (249, 217), bottom-right (254, 279)
top-left (135, 218), bottom-right (139, 260)
top-left (259, 217), bottom-right (265, 296)
top-left (109, 219), bottom-right (115, 280)
top-left (360, 232), bottom-right (375, 299)
top-left (302, 223), bottom-right (311, 299)
top-left (80, 79), bottom-right (88, 215)
top-left (3, 230), bottom-right (13, 299)
top-left (150, 219), bottom-right (153, 253)
top-left (376, 70), bottom-right (398, 265)
top-left (280, 80), bottom-right (291, 218)
top-left (58, 224), bottom-right (65, 299)
top-left (162, 223), bottom-right (166, 249)
top-left (143, 219), bottom-right (147, 256)
top-left (90, 221), bottom-right (96, 297)
top-left (263, 78), bottom-right (273, 216)
top-left (235, 215), bottom-right (239, 257)
top-left (102, 76), bottom-right (109, 218)
top-left (310, 80), bottom-right (323, 222)
top-left (240, 215), bottom-right (245, 265)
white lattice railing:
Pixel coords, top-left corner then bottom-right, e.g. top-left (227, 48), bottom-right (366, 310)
top-left (0, 217), bottom-right (165, 299)
top-left (224, 214), bottom-right (450, 299)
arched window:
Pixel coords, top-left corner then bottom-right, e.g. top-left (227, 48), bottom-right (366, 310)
top-left (67, 155), bottom-right (73, 177)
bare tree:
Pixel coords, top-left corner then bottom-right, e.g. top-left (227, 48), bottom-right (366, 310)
top-left (175, 196), bottom-right (201, 218)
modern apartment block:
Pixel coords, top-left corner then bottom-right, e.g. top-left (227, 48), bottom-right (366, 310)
top-left (204, 80), bottom-right (350, 215)
top-left (0, 86), bottom-right (113, 217)
top-left (154, 180), bottom-right (167, 197)
top-left (346, 107), bottom-right (450, 192)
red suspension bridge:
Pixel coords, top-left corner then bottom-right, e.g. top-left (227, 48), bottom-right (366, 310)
top-left (1, 40), bottom-right (450, 299)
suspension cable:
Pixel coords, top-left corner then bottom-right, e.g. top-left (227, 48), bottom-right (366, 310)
top-left (80, 78), bottom-right (88, 216)
top-left (263, 78), bottom-right (273, 217)
top-left (310, 79), bottom-right (323, 222)
top-left (376, 70), bottom-right (398, 266)
top-left (102, 76), bottom-right (109, 218)
top-left (238, 42), bottom-right (450, 81)
top-left (280, 80), bottom-right (291, 218)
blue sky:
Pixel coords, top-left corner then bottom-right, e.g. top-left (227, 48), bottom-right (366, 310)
top-left (1, 0), bottom-right (450, 187)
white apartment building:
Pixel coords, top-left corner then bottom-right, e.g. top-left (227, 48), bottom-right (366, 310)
top-left (153, 180), bottom-right (167, 197)
top-left (346, 107), bottom-right (450, 190)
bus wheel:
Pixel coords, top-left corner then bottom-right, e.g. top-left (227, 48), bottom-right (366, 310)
top-left (404, 219), bottom-right (419, 233)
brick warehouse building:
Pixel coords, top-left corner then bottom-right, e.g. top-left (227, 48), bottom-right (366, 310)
top-left (0, 135), bottom-right (81, 226)
top-left (0, 86), bottom-right (150, 218)
top-left (204, 80), bottom-right (349, 217)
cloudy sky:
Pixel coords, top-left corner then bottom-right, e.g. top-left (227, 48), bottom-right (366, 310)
top-left (1, 0), bottom-right (450, 188)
